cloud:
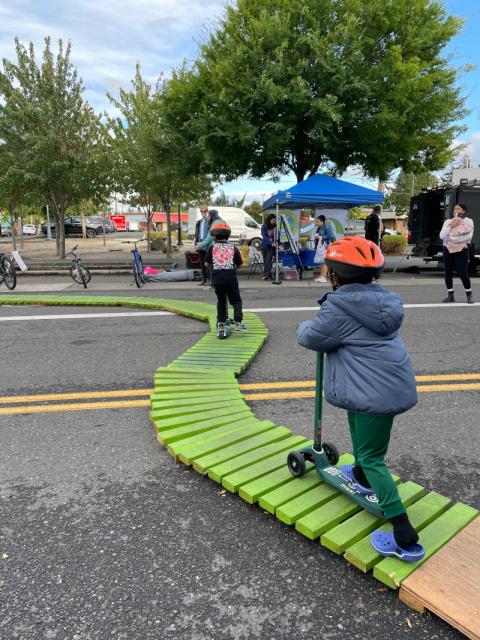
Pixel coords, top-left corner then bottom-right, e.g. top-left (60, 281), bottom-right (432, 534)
top-left (0, 0), bottom-right (225, 113)
top-left (454, 131), bottom-right (480, 166)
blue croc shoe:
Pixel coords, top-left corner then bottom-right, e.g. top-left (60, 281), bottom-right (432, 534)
top-left (371, 530), bottom-right (425, 563)
top-left (339, 464), bottom-right (375, 496)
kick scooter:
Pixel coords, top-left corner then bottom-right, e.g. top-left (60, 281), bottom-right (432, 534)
top-left (287, 351), bottom-right (384, 518)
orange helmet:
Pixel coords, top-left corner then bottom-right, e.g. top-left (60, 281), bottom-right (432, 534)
top-left (210, 221), bottom-right (231, 239)
top-left (325, 236), bottom-right (384, 281)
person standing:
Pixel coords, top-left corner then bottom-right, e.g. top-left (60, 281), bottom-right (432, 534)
top-left (204, 222), bottom-right (246, 337)
top-left (312, 215), bottom-right (336, 283)
top-left (260, 213), bottom-right (277, 280)
top-left (365, 205), bottom-right (382, 246)
top-left (440, 203), bottom-right (474, 304)
top-left (194, 205), bottom-right (210, 285)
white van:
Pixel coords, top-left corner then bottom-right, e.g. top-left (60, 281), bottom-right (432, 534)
top-left (188, 206), bottom-right (262, 249)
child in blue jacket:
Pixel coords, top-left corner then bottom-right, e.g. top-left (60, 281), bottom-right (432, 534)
top-left (297, 236), bottom-right (424, 562)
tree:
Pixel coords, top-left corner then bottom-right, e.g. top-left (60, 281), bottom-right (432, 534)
top-left (108, 66), bottom-right (211, 255)
top-left (384, 170), bottom-right (439, 214)
top-left (165, 0), bottom-right (467, 184)
top-left (244, 200), bottom-right (263, 222)
top-left (212, 190), bottom-right (247, 207)
top-left (0, 38), bottom-right (111, 258)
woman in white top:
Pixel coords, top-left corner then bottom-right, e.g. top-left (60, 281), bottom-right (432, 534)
top-left (439, 203), bottom-right (474, 303)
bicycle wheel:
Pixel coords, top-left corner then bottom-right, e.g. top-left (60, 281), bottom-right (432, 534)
top-left (1, 257), bottom-right (17, 290)
top-left (79, 266), bottom-right (91, 289)
top-left (70, 264), bottom-right (91, 286)
top-left (133, 260), bottom-right (144, 288)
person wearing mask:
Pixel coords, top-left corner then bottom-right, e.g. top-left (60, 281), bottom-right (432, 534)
top-left (260, 213), bottom-right (277, 280)
top-left (440, 203), bottom-right (474, 303)
top-left (312, 215), bottom-right (336, 283)
top-left (365, 205), bottom-right (382, 246)
top-left (194, 205), bottom-right (210, 285)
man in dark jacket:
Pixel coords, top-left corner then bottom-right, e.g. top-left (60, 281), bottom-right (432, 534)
top-left (297, 236), bottom-right (424, 563)
top-left (194, 205), bottom-right (210, 285)
top-left (364, 205), bottom-right (382, 245)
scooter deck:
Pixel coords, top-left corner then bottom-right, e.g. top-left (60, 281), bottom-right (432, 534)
top-left (318, 466), bottom-right (385, 518)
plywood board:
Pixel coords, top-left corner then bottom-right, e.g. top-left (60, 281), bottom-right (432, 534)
top-left (400, 516), bottom-right (480, 640)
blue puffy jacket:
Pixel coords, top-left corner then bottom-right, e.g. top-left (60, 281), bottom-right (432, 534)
top-left (297, 283), bottom-right (417, 416)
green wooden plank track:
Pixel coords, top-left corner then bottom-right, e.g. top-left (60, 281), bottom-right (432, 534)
top-left (2, 294), bottom-right (478, 619)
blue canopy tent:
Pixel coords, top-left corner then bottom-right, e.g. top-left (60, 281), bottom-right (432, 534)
top-left (263, 173), bottom-right (384, 209)
top-left (261, 174), bottom-right (383, 283)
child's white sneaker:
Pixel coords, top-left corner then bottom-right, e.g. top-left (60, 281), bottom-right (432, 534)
top-left (235, 322), bottom-right (247, 332)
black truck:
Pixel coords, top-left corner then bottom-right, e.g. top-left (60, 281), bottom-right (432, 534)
top-left (409, 182), bottom-right (480, 274)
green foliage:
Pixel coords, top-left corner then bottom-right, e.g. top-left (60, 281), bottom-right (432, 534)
top-left (108, 66), bottom-right (211, 254)
top-left (212, 190), bottom-right (247, 208)
top-left (0, 38), bottom-right (111, 257)
top-left (381, 234), bottom-right (408, 255)
top-left (165, 0), bottom-right (467, 183)
top-left (244, 200), bottom-right (263, 222)
top-left (385, 171), bottom-right (439, 215)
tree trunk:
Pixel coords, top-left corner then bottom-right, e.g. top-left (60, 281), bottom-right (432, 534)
top-left (56, 209), bottom-right (66, 259)
top-left (102, 211), bottom-right (106, 248)
top-left (165, 208), bottom-right (172, 257)
top-left (20, 216), bottom-right (24, 249)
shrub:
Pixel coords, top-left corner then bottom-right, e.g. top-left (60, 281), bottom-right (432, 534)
top-left (381, 235), bottom-right (407, 255)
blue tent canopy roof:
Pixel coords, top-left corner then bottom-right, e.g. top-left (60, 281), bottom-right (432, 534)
top-left (263, 174), bottom-right (384, 209)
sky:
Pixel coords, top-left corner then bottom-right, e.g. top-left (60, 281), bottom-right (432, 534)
top-left (0, 0), bottom-right (479, 204)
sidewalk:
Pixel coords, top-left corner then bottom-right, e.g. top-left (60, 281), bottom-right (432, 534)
top-left (1, 235), bottom-right (436, 276)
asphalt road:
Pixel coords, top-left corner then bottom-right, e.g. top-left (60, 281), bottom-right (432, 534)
top-left (0, 275), bottom-right (478, 640)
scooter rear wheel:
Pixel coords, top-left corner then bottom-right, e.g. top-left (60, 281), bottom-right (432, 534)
top-left (287, 452), bottom-right (306, 477)
top-left (323, 442), bottom-right (340, 465)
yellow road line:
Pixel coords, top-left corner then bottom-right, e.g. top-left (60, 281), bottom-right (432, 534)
top-left (2, 373), bottom-right (480, 405)
top-left (0, 399), bottom-right (151, 415)
top-left (417, 382), bottom-right (480, 392)
top-left (1, 383), bottom-right (479, 416)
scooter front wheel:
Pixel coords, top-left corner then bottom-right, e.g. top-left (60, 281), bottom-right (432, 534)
top-left (323, 442), bottom-right (340, 465)
top-left (287, 452), bottom-right (306, 478)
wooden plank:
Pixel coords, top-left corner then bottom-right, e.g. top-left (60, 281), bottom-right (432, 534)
top-left (159, 409), bottom-right (253, 445)
top-left (258, 453), bottom-right (354, 514)
top-left (193, 426), bottom-right (292, 473)
top-left (276, 483), bottom-right (340, 525)
top-left (150, 399), bottom-right (245, 421)
top-left (222, 440), bottom-right (310, 493)
top-left (296, 493), bottom-right (362, 540)
top-left (373, 503), bottom-right (478, 589)
top-left (174, 422), bottom-right (275, 465)
top-left (294, 474), bottom-right (401, 539)
top-left (208, 435), bottom-right (306, 484)
top-left (320, 482), bottom-right (425, 554)
top-left (240, 452), bottom-right (356, 507)
top-left (399, 518), bottom-right (480, 640)
top-left (168, 420), bottom-right (276, 454)
top-left (344, 491), bottom-right (452, 573)
top-left (154, 403), bottom-right (249, 433)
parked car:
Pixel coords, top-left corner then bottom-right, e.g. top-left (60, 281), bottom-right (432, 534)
top-left (23, 224), bottom-right (37, 235)
top-left (41, 216), bottom-right (103, 238)
top-left (382, 228), bottom-right (402, 236)
top-left (0, 221), bottom-right (12, 236)
top-left (344, 219), bottom-right (366, 236)
top-left (88, 216), bottom-right (117, 233)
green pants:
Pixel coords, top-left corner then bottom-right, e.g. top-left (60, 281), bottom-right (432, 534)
top-left (347, 411), bottom-right (405, 520)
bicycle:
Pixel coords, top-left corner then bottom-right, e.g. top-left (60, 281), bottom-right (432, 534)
top-left (0, 252), bottom-right (17, 290)
top-left (67, 245), bottom-right (91, 288)
top-left (122, 237), bottom-right (146, 288)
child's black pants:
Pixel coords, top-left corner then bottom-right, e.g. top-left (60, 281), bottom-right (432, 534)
top-left (214, 281), bottom-right (243, 323)
top-left (443, 247), bottom-right (471, 290)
